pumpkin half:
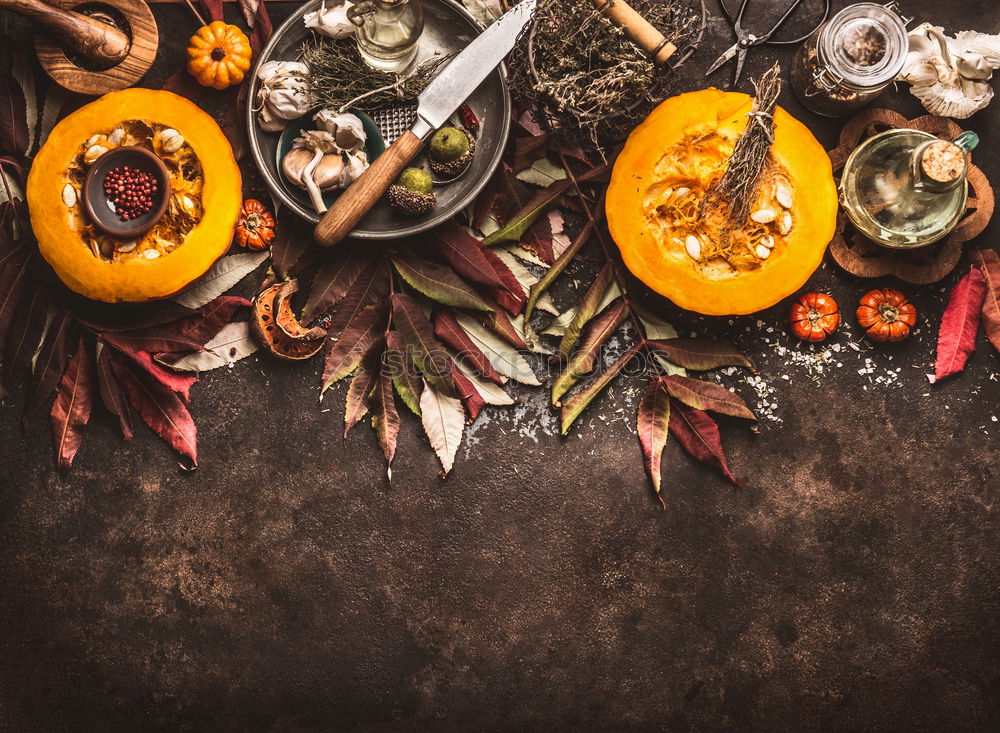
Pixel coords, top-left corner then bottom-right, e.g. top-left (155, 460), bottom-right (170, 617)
top-left (606, 89), bottom-right (838, 316)
top-left (27, 89), bottom-right (242, 303)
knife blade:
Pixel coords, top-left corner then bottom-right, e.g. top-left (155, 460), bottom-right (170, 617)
top-left (314, 0), bottom-right (537, 247)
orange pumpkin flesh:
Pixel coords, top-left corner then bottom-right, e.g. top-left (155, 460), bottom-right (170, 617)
top-left (27, 89), bottom-right (242, 303)
top-left (606, 89), bottom-right (838, 316)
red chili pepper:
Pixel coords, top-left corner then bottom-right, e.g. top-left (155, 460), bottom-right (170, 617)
top-left (459, 103), bottom-right (479, 134)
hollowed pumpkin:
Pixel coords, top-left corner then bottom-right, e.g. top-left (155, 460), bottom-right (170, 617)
top-left (27, 89), bottom-right (242, 303)
top-left (606, 88), bottom-right (838, 316)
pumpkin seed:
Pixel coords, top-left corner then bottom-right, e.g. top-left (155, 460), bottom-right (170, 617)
top-left (108, 127), bottom-right (125, 146)
top-left (760, 234), bottom-right (774, 249)
top-left (684, 234), bottom-right (701, 260)
top-left (755, 244), bottom-right (771, 259)
top-left (62, 184), bottom-right (77, 207)
top-left (144, 249), bottom-right (160, 259)
top-left (84, 144), bottom-right (108, 164)
top-left (751, 208), bottom-right (777, 224)
top-left (778, 210), bottom-right (793, 235)
top-left (117, 240), bottom-right (137, 253)
top-left (774, 180), bottom-right (793, 209)
top-left (159, 128), bottom-right (184, 154)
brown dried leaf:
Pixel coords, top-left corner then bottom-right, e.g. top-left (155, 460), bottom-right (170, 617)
top-left (50, 335), bottom-right (93, 470)
top-left (637, 378), bottom-right (671, 505)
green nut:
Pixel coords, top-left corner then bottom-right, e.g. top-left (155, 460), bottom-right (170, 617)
top-left (429, 127), bottom-right (471, 163)
top-left (396, 167), bottom-right (433, 194)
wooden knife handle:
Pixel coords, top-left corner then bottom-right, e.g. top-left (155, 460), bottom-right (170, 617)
top-left (595, 0), bottom-right (676, 66)
top-left (0, 0), bottom-right (131, 65)
top-left (314, 129), bottom-right (425, 247)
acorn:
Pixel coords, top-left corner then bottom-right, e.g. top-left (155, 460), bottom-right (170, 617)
top-left (428, 126), bottom-right (475, 178)
top-left (388, 167), bottom-right (436, 216)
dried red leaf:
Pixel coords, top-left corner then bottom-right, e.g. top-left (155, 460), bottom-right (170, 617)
top-left (303, 249), bottom-right (368, 323)
top-left (1, 279), bottom-right (49, 397)
top-left (372, 372), bottom-right (400, 470)
top-left (970, 249), bottom-right (1000, 353)
top-left (344, 341), bottom-right (382, 437)
top-left (432, 222), bottom-right (507, 290)
top-left (0, 49), bottom-right (29, 156)
top-left (935, 266), bottom-right (986, 382)
top-left (669, 400), bottom-right (740, 486)
top-left (128, 350), bottom-right (198, 403)
top-left (637, 378), bottom-right (671, 505)
top-left (661, 375), bottom-right (757, 424)
top-left (177, 295), bottom-right (251, 346)
top-left (390, 293), bottom-right (456, 397)
top-left (112, 356), bottom-right (198, 466)
top-left (451, 361), bottom-right (486, 422)
top-left (270, 213), bottom-right (310, 279)
top-left (646, 338), bottom-right (753, 371)
top-left (434, 309), bottom-right (504, 385)
top-left (392, 255), bottom-right (493, 312)
top-left (514, 133), bottom-right (550, 171)
top-left (480, 246), bottom-right (526, 314)
top-left (0, 260), bottom-right (28, 349)
top-left (50, 336), bottom-right (94, 470)
top-left (23, 310), bottom-right (74, 426)
top-left (97, 344), bottom-right (133, 440)
top-left (322, 304), bottom-right (384, 391)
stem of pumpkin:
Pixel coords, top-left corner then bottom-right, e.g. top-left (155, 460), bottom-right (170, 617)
top-left (556, 151), bottom-right (668, 377)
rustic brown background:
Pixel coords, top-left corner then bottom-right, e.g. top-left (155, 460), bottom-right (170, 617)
top-left (1, 1), bottom-right (999, 731)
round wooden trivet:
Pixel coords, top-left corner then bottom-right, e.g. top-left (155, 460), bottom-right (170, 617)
top-left (826, 109), bottom-right (994, 284)
top-left (35, 0), bottom-right (158, 96)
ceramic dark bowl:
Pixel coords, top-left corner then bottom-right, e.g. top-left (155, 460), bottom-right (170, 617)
top-left (83, 146), bottom-right (170, 239)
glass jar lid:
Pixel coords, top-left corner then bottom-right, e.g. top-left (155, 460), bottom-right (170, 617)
top-left (817, 2), bottom-right (909, 90)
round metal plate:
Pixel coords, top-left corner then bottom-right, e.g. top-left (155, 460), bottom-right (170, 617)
top-left (246, 0), bottom-right (511, 240)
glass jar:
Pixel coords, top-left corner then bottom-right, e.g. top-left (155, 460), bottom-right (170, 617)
top-left (839, 129), bottom-right (979, 248)
top-left (790, 2), bottom-right (909, 117)
top-left (348, 0), bottom-right (425, 73)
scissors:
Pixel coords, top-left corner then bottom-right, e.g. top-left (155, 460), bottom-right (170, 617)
top-left (706, 0), bottom-right (831, 87)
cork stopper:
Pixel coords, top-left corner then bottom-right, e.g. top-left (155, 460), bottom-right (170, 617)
top-left (920, 140), bottom-right (965, 184)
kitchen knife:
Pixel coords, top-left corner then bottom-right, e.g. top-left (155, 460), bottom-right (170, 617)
top-left (313, 0), bottom-right (536, 247)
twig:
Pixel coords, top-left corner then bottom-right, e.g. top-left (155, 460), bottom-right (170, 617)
top-left (183, 0), bottom-right (208, 27)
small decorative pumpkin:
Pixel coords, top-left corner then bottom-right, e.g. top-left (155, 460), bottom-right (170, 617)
top-left (788, 292), bottom-right (840, 342)
top-left (606, 89), bottom-right (838, 315)
top-left (235, 199), bottom-right (276, 250)
top-left (26, 89), bottom-right (242, 303)
top-left (187, 21), bottom-right (252, 90)
top-left (857, 288), bottom-right (917, 342)
top-left (252, 281), bottom-right (326, 360)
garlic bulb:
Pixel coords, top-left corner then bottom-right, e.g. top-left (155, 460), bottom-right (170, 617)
top-left (898, 23), bottom-right (1000, 118)
top-left (304, 1), bottom-right (356, 39)
top-left (283, 130), bottom-right (342, 213)
top-left (255, 61), bottom-right (312, 132)
top-left (312, 109), bottom-right (367, 152)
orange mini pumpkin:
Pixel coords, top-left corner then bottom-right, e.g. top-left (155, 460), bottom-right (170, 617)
top-left (789, 292), bottom-right (840, 342)
top-left (187, 21), bottom-right (252, 90)
top-left (235, 199), bottom-right (275, 250)
top-left (857, 288), bottom-right (917, 342)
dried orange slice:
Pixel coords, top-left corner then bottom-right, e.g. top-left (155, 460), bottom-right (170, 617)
top-left (252, 281), bottom-right (326, 360)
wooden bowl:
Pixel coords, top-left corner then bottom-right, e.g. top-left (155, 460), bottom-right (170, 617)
top-left (83, 146), bottom-right (170, 239)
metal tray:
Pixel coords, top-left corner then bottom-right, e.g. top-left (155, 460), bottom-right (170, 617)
top-left (246, 0), bottom-right (511, 240)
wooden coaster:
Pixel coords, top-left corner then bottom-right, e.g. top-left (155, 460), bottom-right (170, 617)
top-left (827, 109), bottom-right (994, 284)
top-left (35, 0), bottom-right (158, 96)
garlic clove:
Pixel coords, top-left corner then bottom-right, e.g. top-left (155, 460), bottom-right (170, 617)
top-left (282, 147), bottom-right (315, 187)
top-left (751, 208), bottom-right (776, 224)
top-left (339, 150), bottom-right (369, 187)
top-left (313, 153), bottom-right (346, 190)
top-left (684, 234), bottom-right (701, 261)
top-left (304, 1), bottom-right (356, 39)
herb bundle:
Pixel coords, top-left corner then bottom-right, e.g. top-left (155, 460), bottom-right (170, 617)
top-left (510, 0), bottom-right (705, 147)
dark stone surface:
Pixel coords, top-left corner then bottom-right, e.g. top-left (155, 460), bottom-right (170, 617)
top-left (1, 1), bottom-right (999, 731)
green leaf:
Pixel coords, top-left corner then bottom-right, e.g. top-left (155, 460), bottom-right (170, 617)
top-left (551, 299), bottom-right (628, 405)
top-left (637, 378), bottom-right (671, 505)
top-left (558, 263), bottom-right (614, 359)
top-left (390, 293), bottom-right (456, 397)
top-left (392, 256), bottom-right (493, 312)
top-left (661, 374), bottom-right (756, 424)
top-left (560, 342), bottom-right (641, 435)
top-left (646, 339), bottom-right (753, 371)
top-left (385, 330), bottom-right (422, 416)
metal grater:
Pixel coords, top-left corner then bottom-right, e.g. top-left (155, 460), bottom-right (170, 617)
top-left (369, 105), bottom-right (419, 146)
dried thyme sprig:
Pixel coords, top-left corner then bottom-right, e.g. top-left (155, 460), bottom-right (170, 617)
top-left (301, 37), bottom-right (450, 113)
top-left (510, 0), bottom-right (704, 148)
top-left (700, 63), bottom-right (782, 233)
